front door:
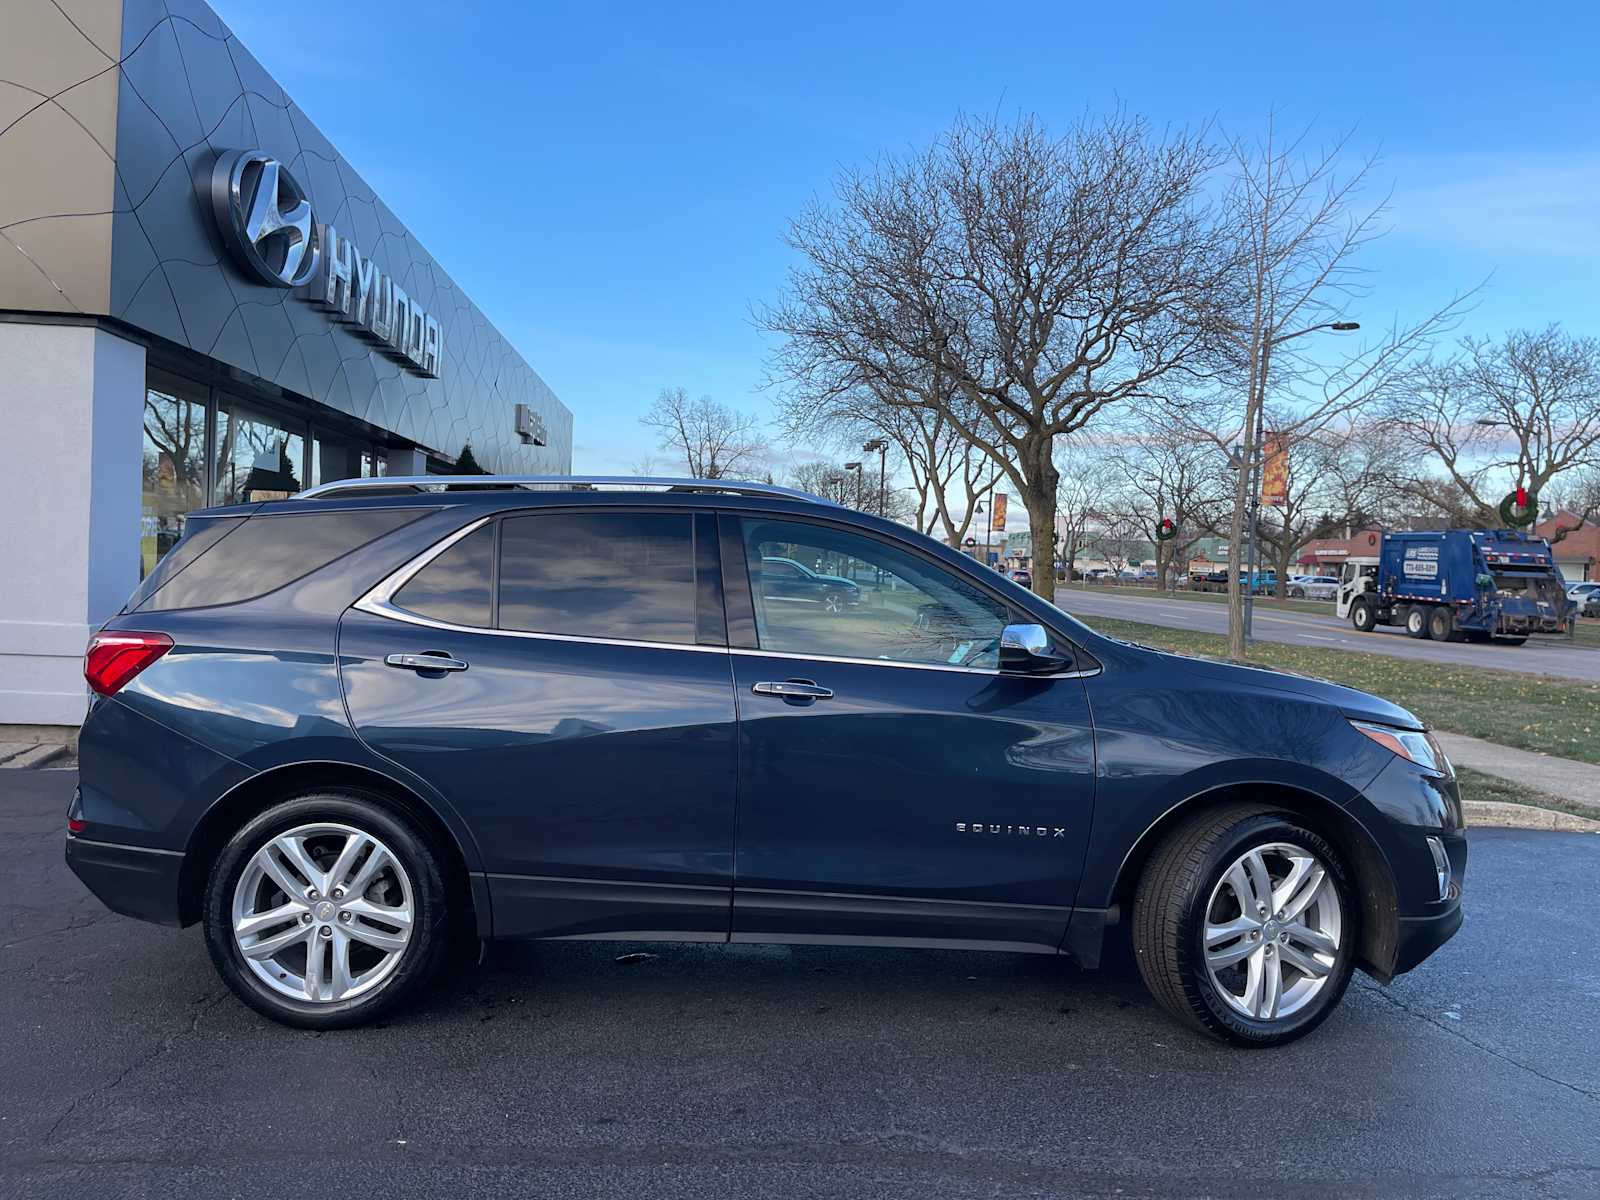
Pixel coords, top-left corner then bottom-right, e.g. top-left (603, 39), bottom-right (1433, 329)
top-left (722, 514), bottom-right (1097, 952)
top-left (340, 507), bottom-right (737, 941)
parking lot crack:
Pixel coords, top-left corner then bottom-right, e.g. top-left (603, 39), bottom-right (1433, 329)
top-left (1359, 980), bottom-right (1600, 1105)
top-left (40, 989), bottom-right (231, 1146)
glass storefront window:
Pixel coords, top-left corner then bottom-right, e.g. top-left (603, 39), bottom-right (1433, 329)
top-left (311, 433), bottom-right (365, 488)
top-left (141, 382), bottom-right (208, 579)
top-left (215, 404), bottom-right (305, 505)
top-left (362, 450), bottom-right (387, 477)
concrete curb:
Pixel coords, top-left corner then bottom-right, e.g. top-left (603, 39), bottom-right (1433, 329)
top-left (1464, 799), bottom-right (1600, 833)
top-left (0, 743), bottom-right (68, 769)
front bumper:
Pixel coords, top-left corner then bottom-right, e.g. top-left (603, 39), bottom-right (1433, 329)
top-left (1392, 902), bottom-right (1464, 976)
top-left (65, 835), bottom-right (186, 927)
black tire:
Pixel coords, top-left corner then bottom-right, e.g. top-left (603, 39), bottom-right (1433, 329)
top-left (1405, 606), bottom-right (1431, 639)
top-left (203, 791), bottom-right (450, 1029)
top-left (1428, 606), bottom-right (1456, 642)
top-left (1492, 635), bottom-right (1528, 646)
top-left (1132, 805), bottom-right (1358, 1047)
top-left (1349, 596), bottom-right (1375, 633)
top-left (1289, 587), bottom-right (1305, 599)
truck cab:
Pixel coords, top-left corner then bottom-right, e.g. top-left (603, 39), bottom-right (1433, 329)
top-left (1334, 557), bottom-right (1380, 622)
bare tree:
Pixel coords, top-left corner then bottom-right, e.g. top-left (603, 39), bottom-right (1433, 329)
top-left (789, 459), bottom-right (917, 524)
top-left (762, 110), bottom-right (1233, 602)
top-left (641, 387), bottom-right (768, 479)
top-left (1194, 119), bottom-right (1477, 658)
top-left (1054, 444), bottom-right (1102, 582)
top-left (1091, 510), bottom-right (1146, 580)
top-left (1103, 418), bottom-right (1232, 590)
top-left (1384, 327), bottom-right (1600, 536)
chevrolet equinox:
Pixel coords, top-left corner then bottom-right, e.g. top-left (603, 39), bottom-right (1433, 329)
top-left (66, 476), bottom-right (1465, 1045)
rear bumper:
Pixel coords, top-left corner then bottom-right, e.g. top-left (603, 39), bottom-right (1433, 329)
top-left (64, 835), bottom-right (186, 927)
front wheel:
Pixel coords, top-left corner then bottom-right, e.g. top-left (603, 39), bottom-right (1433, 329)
top-left (203, 792), bottom-right (450, 1028)
top-left (1133, 806), bottom-right (1356, 1047)
top-left (1289, 587), bottom-right (1305, 599)
top-left (1349, 596), bottom-right (1376, 633)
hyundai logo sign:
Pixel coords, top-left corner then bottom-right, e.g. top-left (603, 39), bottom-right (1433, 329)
top-left (209, 148), bottom-right (443, 379)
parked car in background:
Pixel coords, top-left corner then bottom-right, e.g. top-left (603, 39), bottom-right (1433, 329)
top-left (1567, 581), bottom-right (1600, 607)
top-left (758, 555), bottom-right (861, 613)
top-left (67, 475), bottom-right (1464, 1046)
top-left (1581, 591), bottom-right (1600, 619)
top-left (1288, 575), bottom-right (1340, 601)
top-left (1007, 568), bottom-right (1033, 589)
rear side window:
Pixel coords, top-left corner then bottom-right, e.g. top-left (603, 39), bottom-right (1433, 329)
top-left (499, 512), bottom-right (695, 644)
top-left (392, 524), bottom-right (495, 627)
top-left (138, 509), bottom-right (420, 611)
top-left (124, 517), bottom-right (244, 612)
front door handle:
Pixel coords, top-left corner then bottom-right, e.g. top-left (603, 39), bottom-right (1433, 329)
top-left (385, 651), bottom-right (469, 673)
top-left (751, 680), bottom-right (833, 701)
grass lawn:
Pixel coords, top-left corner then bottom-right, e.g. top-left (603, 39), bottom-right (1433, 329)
top-left (1076, 615), bottom-right (1600, 765)
top-left (1453, 767), bottom-right (1600, 821)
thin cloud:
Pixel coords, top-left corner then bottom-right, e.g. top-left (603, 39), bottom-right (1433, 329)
top-left (1387, 153), bottom-right (1600, 259)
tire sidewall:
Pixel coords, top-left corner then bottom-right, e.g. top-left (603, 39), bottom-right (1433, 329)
top-left (1406, 607), bottom-right (1429, 638)
top-left (1175, 815), bottom-right (1358, 1047)
top-left (203, 792), bottom-right (448, 1029)
top-left (1428, 607), bottom-right (1453, 641)
top-left (1351, 598), bottom-right (1374, 631)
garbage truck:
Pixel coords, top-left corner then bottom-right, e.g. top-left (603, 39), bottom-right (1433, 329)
top-left (1334, 529), bottom-right (1573, 644)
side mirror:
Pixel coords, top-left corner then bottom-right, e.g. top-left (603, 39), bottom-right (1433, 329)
top-left (998, 623), bottom-right (1074, 675)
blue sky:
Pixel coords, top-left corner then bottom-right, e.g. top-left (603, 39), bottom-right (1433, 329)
top-left (214, 1), bottom-right (1599, 481)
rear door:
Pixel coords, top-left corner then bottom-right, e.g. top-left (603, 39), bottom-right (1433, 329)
top-left (339, 507), bottom-right (738, 941)
top-left (722, 513), bottom-right (1098, 952)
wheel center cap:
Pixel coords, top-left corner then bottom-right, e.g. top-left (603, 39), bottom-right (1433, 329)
top-left (1263, 920), bottom-right (1280, 939)
top-left (314, 900), bottom-right (336, 922)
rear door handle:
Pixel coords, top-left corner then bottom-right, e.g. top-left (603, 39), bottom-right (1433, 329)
top-left (751, 680), bottom-right (833, 700)
top-left (385, 652), bottom-right (469, 673)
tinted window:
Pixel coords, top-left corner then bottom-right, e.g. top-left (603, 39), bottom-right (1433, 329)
top-left (124, 517), bottom-right (244, 612)
top-left (393, 524), bottom-right (494, 627)
top-left (499, 512), bottom-right (695, 644)
top-left (743, 519), bottom-right (1007, 667)
top-left (138, 509), bottom-right (420, 611)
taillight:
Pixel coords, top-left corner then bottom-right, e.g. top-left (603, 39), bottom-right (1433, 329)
top-left (84, 631), bottom-right (173, 696)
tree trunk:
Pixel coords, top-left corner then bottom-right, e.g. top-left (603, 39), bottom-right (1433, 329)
top-left (1020, 437), bottom-right (1061, 602)
top-left (1225, 399), bottom-right (1258, 661)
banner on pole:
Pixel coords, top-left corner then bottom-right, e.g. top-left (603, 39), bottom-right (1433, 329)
top-left (991, 493), bottom-right (1008, 533)
top-left (1260, 434), bottom-right (1290, 507)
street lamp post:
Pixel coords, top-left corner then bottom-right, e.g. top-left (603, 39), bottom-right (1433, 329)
top-left (843, 461), bottom-right (863, 509)
top-left (862, 438), bottom-right (888, 516)
top-left (1239, 321), bottom-right (1360, 645)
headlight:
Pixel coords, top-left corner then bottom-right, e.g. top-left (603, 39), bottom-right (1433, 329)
top-left (1351, 720), bottom-right (1452, 776)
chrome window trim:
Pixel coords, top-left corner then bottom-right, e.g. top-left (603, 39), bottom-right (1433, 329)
top-left (353, 514), bottom-right (1102, 678)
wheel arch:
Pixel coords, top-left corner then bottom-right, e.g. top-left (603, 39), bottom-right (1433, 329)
top-left (1110, 781), bottom-right (1401, 981)
top-left (177, 760), bottom-right (485, 940)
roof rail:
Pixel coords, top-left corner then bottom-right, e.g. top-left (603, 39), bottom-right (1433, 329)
top-left (294, 474), bottom-right (834, 505)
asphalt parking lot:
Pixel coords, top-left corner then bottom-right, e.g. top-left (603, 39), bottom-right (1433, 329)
top-left (4, 770), bottom-right (1597, 1199)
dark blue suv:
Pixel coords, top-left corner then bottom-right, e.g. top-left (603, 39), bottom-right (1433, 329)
top-left (66, 477), bottom-right (1465, 1045)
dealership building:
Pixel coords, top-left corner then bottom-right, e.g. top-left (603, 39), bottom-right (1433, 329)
top-left (1, 0), bottom-right (573, 728)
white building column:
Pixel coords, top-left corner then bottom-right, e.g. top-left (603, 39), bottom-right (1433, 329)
top-left (0, 322), bottom-right (145, 728)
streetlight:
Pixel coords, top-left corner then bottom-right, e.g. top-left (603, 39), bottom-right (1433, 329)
top-left (862, 437), bottom-right (888, 516)
top-left (843, 461), bottom-right (863, 509)
top-left (1239, 321), bottom-right (1361, 645)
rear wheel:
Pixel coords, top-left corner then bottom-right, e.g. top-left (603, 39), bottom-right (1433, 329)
top-left (1427, 606), bottom-right (1456, 642)
top-left (1405, 606), bottom-right (1431, 638)
top-left (203, 792), bottom-right (449, 1028)
top-left (1289, 586), bottom-right (1306, 599)
top-left (1349, 596), bottom-right (1376, 633)
top-left (1133, 806), bottom-right (1356, 1047)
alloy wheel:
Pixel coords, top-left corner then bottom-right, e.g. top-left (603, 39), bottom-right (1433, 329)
top-left (231, 822), bottom-right (414, 1004)
top-left (1202, 842), bottom-right (1342, 1022)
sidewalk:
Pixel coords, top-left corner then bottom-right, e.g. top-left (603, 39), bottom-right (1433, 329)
top-left (1433, 731), bottom-right (1600, 827)
top-left (0, 742), bottom-right (68, 769)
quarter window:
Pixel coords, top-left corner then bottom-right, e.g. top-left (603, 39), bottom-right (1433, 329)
top-left (499, 512), bottom-right (696, 644)
top-left (393, 524), bottom-right (495, 627)
top-left (741, 519), bottom-right (1007, 667)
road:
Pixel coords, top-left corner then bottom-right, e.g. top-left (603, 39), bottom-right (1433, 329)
top-left (4, 770), bottom-right (1598, 1199)
top-left (1055, 588), bottom-right (1600, 682)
